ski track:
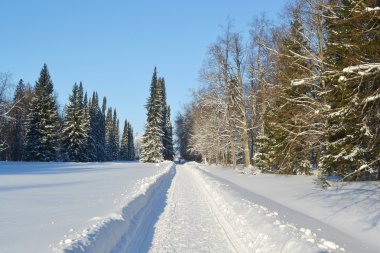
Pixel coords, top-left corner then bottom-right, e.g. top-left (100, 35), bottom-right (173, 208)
top-left (10, 162), bottom-right (373, 252)
top-left (148, 164), bottom-right (245, 253)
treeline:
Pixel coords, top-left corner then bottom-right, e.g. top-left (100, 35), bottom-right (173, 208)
top-left (140, 67), bottom-right (174, 163)
top-left (176, 0), bottom-right (380, 182)
top-left (0, 64), bottom-right (135, 162)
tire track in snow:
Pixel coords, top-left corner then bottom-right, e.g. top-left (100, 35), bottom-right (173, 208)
top-left (148, 164), bottom-right (247, 252)
top-left (190, 165), bottom-right (249, 253)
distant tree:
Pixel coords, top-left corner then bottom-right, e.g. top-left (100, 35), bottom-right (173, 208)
top-left (175, 106), bottom-right (201, 162)
top-left (127, 122), bottom-right (135, 160)
top-left (158, 78), bottom-right (174, 161)
top-left (120, 120), bottom-right (135, 161)
top-left (105, 107), bottom-right (114, 161)
top-left (140, 67), bottom-right (164, 163)
top-left (163, 105), bottom-right (174, 160)
top-left (24, 64), bottom-right (59, 161)
top-left (0, 72), bottom-right (13, 155)
top-left (88, 92), bottom-right (104, 161)
top-left (120, 120), bottom-right (129, 160)
top-left (62, 82), bottom-right (88, 162)
top-left (112, 109), bottom-right (120, 160)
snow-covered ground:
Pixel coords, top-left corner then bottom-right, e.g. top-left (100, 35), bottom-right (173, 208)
top-left (195, 163), bottom-right (380, 253)
top-left (1, 161), bottom-right (378, 252)
top-left (0, 161), bottom-right (174, 253)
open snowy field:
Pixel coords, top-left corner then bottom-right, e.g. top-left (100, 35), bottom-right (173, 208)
top-left (1, 161), bottom-right (378, 253)
top-left (0, 161), bottom-right (174, 253)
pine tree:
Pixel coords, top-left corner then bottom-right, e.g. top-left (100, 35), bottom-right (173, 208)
top-left (105, 107), bottom-right (114, 161)
top-left (62, 82), bottom-right (88, 162)
top-left (112, 109), bottom-right (119, 160)
top-left (127, 122), bottom-right (135, 160)
top-left (140, 67), bottom-right (164, 163)
top-left (119, 120), bottom-right (129, 160)
top-left (163, 105), bottom-right (174, 160)
top-left (253, 7), bottom-right (315, 174)
top-left (24, 64), bottom-right (59, 161)
top-left (82, 91), bottom-right (91, 160)
top-left (158, 78), bottom-right (174, 160)
top-left (320, 0), bottom-right (380, 180)
top-left (120, 120), bottom-right (135, 161)
top-left (87, 92), bottom-right (106, 161)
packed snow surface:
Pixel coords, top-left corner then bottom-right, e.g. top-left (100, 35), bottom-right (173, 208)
top-left (1, 161), bottom-right (378, 252)
top-left (0, 161), bottom-right (173, 253)
top-left (196, 163), bottom-right (379, 253)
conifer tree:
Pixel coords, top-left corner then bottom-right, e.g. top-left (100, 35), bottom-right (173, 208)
top-left (83, 91), bottom-right (91, 160)
top-left (112, 109), bottom-right (120, 160)
top-left (163, 105), bottom-right (174, 160)
top-left (62, 82), bottom-right (88, 162)
top-left (119, 120), bottom-right (129, 160)
top-left (105, 107), bottom-right (114, 161)
top-left (140, 67), bottom-right (164, 163)
top-left (127, 122), bottom-right (135, 160)
top-left (158, 78), bottom-right (174, 160)
top-left (24, 64), bottom-right (59, 161)
top-left (320, 0), bottom-right (380, 180)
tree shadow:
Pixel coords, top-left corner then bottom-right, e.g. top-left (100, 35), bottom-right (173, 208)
top-left (302, 182), bottom-right (380, 230)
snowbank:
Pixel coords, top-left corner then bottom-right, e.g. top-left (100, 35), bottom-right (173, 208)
top-left (192, 163), bottom-right (379, 252)
top-left (0, 161), bottom-right (174, 253)
top-left (59, 162), bottom-right (175, 253)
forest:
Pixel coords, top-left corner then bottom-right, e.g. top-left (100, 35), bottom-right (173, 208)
top-left (175, 0), bottom-right (380, 183)
top-left (0, 64), bottom-right (135, 162)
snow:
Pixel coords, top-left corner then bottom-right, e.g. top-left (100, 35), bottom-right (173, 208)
top-left (291, 79), bottom-right (305, 86)
top-left (195, 163), bottom-right (379, 252)
top-left (364, 93), bottom-right (380, 103)
top-left (1, 161), bottom-right (378, 252)
top-left (365, 7), bottom-right (380, 12)
top-left (0, 161), bottom-right (174, 253)
top-left (343, 63), bottom-right (380, 74)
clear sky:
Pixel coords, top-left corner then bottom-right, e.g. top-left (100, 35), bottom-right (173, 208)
top-left (1, 0), bottom-right (287, 136)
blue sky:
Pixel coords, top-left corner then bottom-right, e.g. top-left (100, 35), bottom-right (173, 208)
top-left (1, 0), bottom-right (286, 135)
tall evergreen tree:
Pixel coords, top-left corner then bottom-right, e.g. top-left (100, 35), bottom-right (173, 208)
top-left (88, 92), bottom-right (106, 161)
top-left (158, 78), bottom-right (174, 160)
top-left (320, 0), bottom-right (380, 180)
top-left (62, 82), bottom-right (88, 162)
top-left (112, 109), bottom-right (120, 160)
top-left (140, 67), bottom-right (164, 163)
top-left (120, 119), bottom-right (129, 160)
top-left (24, 64), bottom-right (59, 161)
top-left (127, 122), bottom-right (135, 160)
top-left (163, 105), bottom-right (174, 160)
top-left (105, 107), bottom-right (114, 161)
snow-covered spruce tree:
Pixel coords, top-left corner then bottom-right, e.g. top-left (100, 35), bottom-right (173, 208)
top-left (119, 120), bottom-right (129, 160)
top-left (62, 82), bottom-right (88, 162)
top-left (82, 91), bottom-right (91, 160)
top-left (320, 0), bottom-right (380, 181)
top-left (159, 78), bottom-right (174, 161)
top-left (112, 109), bottom-right (119, 160)
top-left (163, 105), bottom-right (174, 160)
top-left (105, 107), bottom-right (114, 161)
top-left (263, 6), bottom-right (317, 174)
top-left (24, 64), bottom-right (59, 161)
top-left (140, 67), bottom-right (164, 163)
top-left (127, 122), bottom-right (135, 160)
top-left (87, 92), bottom-right (106, 162)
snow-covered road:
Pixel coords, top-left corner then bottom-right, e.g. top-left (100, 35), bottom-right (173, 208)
top-left (149, 164), bottom-right (246, 253)
top-left (1, 162), bottom-right (378, 252)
